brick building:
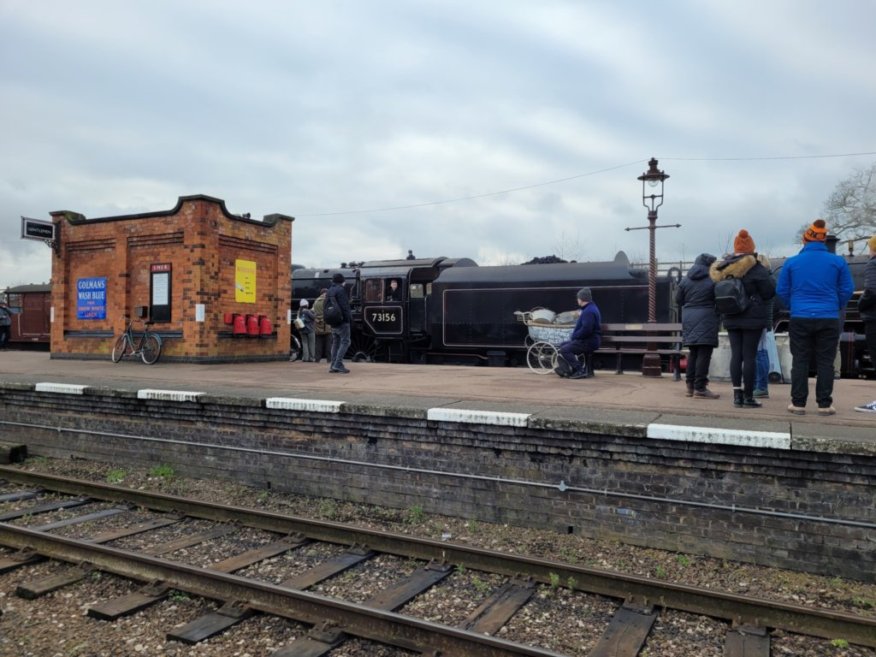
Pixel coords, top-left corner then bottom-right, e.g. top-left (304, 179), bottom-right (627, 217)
top-left (49, 195), bottom-right (294, 362)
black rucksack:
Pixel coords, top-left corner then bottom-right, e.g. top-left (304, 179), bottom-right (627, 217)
top-left (714, 276), bottom-right (750, 315)
top-left (323, 294), bottom-right (343, 327)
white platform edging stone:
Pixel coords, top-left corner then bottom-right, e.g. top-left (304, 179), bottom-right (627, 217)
top-left (265, 397), bottom-right (344, 413)
top-left (137, 389), bottom-right (204, 403)
top-left (646, 423), bottom-right (791, 450)
top-left (35, 382), bottom-right (88, 395)
top-left (427, 408), bottom-right (530, 427)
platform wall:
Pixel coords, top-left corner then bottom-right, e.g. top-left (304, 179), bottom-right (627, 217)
top-left (1, 384), bottom-right (873, 581)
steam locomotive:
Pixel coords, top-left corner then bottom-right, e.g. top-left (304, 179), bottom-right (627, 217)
top-left (290, 251), bottom-right (875, 378)
top-left (291, 252), bottom-right (677, 369)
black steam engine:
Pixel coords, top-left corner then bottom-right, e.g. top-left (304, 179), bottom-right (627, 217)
top-left (292, 249), bottom-right (874, 377)
top-left (290, 251), bottom-right (679, 368)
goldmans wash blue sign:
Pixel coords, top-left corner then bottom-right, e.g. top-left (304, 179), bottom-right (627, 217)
top-left (77, 277), bottom-right (107, 320)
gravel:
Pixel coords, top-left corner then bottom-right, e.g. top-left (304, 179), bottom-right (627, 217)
top-left (1, 457), bottom-right (874, 657)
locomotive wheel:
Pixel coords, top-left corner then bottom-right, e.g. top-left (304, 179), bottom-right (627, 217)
top-left (526, 341), bottom-right (558, 374)
top-left (348, 332), bottom-right (377, 362)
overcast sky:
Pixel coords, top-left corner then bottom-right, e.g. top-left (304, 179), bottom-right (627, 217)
top-left (2, 0), bottom-right (875, 288)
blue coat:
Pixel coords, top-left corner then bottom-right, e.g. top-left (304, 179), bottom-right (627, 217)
top-left (776, 242), bottom-right (854, 319)
top-left (570, 302), bottom-right (602, 351)
top-left (676, 257), bottom-right (719, 347)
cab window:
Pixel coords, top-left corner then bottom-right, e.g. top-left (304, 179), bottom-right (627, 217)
top-left (409, 283), bottom-right (424, 299)
top-left (364, 279), bottom-right (383, 302)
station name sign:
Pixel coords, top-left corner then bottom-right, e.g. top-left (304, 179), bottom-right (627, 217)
top-left (21, 216), bottom-right (55, 241)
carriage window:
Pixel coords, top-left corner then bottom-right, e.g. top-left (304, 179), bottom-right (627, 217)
top-left (364, 279), bottom-right (383, 302)
top-left (409, 284), bottom-right (424, 299)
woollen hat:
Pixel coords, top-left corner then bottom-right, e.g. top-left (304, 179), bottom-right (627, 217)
top-left (577, 287), bottom-right (592, 302)
top-left (331, 273), bottom-right (345, 284)
top-left (734, 229), bottom-right (756, 254)
top-left (299, 299), bottom-right (309, 307)
top-left (803, 219), bottom-right (828, 243)
top-left (868, 234), bottom-right (876, 251)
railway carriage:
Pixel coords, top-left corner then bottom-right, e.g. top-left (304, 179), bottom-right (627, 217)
top-left (2, 284), bottom-right (51, 347)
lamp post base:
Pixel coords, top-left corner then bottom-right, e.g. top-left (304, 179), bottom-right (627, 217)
top-left (641, 352), bottom-right (663, 377)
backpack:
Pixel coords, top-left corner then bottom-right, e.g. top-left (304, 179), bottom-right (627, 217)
top-left (323, 294), bottom-right (343, 327)
top-left (714, 276), bottom-right (750, 315)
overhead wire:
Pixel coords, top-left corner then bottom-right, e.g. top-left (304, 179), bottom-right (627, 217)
top-left (295, 150), bottom-right (876, 218)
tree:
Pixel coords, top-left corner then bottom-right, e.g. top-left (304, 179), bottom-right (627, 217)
top-left (821, 163), bottom-right (876, 247)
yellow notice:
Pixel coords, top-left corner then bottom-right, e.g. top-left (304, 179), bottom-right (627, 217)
top-left (235, 259), bottom-right (257, 303)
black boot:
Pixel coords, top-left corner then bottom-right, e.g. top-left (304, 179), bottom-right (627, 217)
top-left (743, 389), bottom-right (762, 408)
top-left (685, 381), bottom-right (694, 397)
top-left (733, 388), bottom-right (744, 408)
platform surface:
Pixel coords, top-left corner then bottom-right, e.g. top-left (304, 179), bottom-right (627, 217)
top-left (0, 351), bottom-right (874, 452)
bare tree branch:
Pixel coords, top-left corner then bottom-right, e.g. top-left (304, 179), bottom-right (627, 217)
top-left (822, 162), bottom-right (876, 242)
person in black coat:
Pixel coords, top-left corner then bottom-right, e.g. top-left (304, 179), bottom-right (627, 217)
top-left (855, 235), bottom-right (876, 413)
top-left (710, 229), bottom-right (776, 408)
top-left (327, 273), bottom-right (353, 374)
top-left (676, 253), bottom-right (720, 399)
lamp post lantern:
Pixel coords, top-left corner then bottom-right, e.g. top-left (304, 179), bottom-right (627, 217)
top-left (626, 157), bottom-right (679, 376)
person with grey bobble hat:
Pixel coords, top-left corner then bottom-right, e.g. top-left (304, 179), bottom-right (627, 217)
top-left (557, 287), bottom-right (601, 379)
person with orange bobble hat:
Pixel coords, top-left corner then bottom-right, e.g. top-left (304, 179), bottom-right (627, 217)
top-left (777, 219), bottom-right (854, 416)
top-left (710, 229), bottom-right (776, 408)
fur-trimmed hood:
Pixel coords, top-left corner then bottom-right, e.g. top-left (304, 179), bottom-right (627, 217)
top-left (709, 253), bottom-right (771, 282)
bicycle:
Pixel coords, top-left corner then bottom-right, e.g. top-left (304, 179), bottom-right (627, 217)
top-left (111, 316), bottom-right (163, 364)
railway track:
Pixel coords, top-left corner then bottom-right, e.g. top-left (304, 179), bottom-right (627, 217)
top-left (1, 466), bottom-right (874, 656)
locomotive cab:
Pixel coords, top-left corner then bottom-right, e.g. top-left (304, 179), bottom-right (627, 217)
top-left (355, 257), bottom-right (476, 361)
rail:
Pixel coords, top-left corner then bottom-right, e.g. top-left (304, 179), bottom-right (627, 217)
top-left (1, 466), bottom-right (873, 648)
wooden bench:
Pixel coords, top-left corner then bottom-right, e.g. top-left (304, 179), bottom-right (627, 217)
top-left (595, 322), bottom-right (685, 380)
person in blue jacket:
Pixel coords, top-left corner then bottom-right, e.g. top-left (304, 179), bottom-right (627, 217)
top-left (777, 219), bottom-right (854, 416)
top-left (557, 287), bottom-right (601, 379)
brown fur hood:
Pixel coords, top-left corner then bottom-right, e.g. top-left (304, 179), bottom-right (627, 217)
top-left (709, 253), bottom-right (771, 282)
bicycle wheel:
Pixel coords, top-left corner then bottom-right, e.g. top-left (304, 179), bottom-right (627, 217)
top-left (111, 334), bottom-right (132, 363)
top-left (526, 341), bottom-right (558, 374)
top-left (140, 332), bottom-right (162, 364)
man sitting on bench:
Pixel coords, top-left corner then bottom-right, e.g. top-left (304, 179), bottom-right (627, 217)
top-left (558, 287), bottom-right (602, 379)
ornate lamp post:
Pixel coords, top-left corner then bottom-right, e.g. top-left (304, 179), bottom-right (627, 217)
top-left (626, 157), bottom-right (678, 376)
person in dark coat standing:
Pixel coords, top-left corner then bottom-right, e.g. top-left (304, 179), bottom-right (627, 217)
top-left (710, 230), bottom-right (776, 408)
top-left (327, 273), bottom-right (353, 374)
top-left (854, 234), bottom-right (876, 413)
top-left (676, 253), bottom-right (720, 399)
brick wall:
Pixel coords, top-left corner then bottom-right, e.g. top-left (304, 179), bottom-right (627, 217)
top-left (1, 384), bottom-right (873, 581)
top-left (49, 195), bottom-right (293, 362)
